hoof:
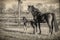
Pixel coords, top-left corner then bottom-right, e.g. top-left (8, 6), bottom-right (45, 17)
top-left (33, 32), bottom-right (37, 35)
top-left (38, 33), bottom-right (41, 35)
top-left (33, 32), bottom-right (35, 34)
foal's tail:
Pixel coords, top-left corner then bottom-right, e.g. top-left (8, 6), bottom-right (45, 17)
top-left (53, 13), bottom-right (59, 32)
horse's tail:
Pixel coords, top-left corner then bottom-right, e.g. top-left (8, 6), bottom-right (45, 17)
top-left (53, 13), bottom-right (59, 32)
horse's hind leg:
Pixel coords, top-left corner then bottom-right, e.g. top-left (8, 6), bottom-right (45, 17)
top-left (51, 21), bottom-right (54, 34)
top-left (51, 20), bottom-right (54, 33)
top-left (47, 22), bottom-right (52, 35)
top-left (46, 14), bottom-right (54, 35)
top-left (47, 20), bottom-right (53, 34)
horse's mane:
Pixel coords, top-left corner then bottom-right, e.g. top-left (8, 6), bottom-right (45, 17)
top-left (32, 6), bottom-right (40, 12)
top-left (32, 6), bottom-right (42, 16)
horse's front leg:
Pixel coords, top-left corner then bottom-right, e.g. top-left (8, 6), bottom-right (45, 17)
top-left (31, 23), bottom-right (35, 34)
top-left (38, 23), bottom-right (41, 34)
top-left (33, 23), bottom-right (37, 34)
top-left (33, 23), bottom-right (38, 34)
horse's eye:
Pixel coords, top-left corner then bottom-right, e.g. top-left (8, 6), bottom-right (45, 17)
top-left (29, 6), bottom-right (30, 8)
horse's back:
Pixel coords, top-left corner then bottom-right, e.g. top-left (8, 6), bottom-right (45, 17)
top-left (40, 13), bottom-right (54, 23)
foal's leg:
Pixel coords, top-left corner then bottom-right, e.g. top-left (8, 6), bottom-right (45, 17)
top-left (24, 23), bottom-right (27, 33)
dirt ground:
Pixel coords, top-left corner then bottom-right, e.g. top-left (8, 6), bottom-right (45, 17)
top-left (0, 25), bottom-right (60, 40)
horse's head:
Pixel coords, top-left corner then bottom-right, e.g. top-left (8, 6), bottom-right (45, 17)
top-left (28, 5), bottom-right (34, 13)
top-left (28, 5), bottom-right (42, 18)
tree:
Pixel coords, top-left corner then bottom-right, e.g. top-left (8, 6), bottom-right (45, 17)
top-left (0, 0), bottom-right (5, 19)
top-left (0, 0), bottom-right (6, 28)
top-left (0, 0), bottom-right (5, 14)
top-left (17, 0), bottom-right (22, 26)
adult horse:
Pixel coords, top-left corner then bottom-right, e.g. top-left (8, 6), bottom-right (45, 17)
top-left (28, 5), bottom-right (59, 34)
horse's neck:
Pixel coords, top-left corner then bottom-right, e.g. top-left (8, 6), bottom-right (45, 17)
top-left (31, 7), bottom-right (42, 19)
